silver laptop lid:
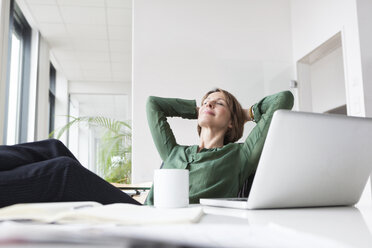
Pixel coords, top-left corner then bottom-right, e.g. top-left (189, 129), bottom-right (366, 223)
top-left (247, 110), bottom-right (372, 209)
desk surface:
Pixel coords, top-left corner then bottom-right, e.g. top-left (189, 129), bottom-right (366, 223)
top-left (198, 203), bottom-right (372, 248)
top-left (107, 203), bottom-right (371, 248)
top-left (1, 203), bottom-right (371, 248)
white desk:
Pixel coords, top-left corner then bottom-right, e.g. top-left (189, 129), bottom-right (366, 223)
top-left (1, 203), bottom-right (371, 247)
top-left (102, 203), bottom-right (371, 248)
top-left (198, 204), bottom-right (372, 247)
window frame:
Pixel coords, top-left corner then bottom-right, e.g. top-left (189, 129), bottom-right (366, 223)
top-left (3, 0), bottom-right (32, 144)
top-left (49, 63), bottom-right (56, 135)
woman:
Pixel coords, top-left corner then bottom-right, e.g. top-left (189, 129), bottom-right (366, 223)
top-left (145, 89), bottom-right (294, 205)
top-left (0, 89), bottom-right (293, 208)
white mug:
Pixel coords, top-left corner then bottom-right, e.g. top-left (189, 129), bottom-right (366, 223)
top-left (153, 169), bottom-right (189, 208)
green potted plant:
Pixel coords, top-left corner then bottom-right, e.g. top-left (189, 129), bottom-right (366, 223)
top-left (50, 116), bottom-right (132, 184)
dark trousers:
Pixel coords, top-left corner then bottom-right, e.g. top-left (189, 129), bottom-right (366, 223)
top-left (0, 139), bottom-right (141, 208)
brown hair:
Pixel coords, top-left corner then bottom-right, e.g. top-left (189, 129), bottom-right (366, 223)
top-left (197, 88), bottom-right (245, 145)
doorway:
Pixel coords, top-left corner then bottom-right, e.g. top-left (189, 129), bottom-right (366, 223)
top-left (297, 32), bottom-right (347, 115)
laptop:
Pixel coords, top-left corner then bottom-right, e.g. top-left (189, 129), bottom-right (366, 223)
top-left (200, 110), bottom-right (372, 209)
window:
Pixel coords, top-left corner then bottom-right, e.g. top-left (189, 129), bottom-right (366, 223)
top-left (49, 64), bottom-right (56, 135)
top-left (3, 0), bottom-right (31, 145)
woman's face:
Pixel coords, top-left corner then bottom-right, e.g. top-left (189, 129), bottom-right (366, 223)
top-left (198, 92), bottom-right (232, 132)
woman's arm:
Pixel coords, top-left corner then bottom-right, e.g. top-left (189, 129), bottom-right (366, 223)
top-left (250, 91), bottom-right (294, 123)
top-left (241, 91), bottom-right (294, 179)
top-left (146, 96), bottom-right (197, 161)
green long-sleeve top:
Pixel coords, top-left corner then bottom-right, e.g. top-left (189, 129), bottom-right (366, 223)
top-left (144, 91), bottom-right (294, 205)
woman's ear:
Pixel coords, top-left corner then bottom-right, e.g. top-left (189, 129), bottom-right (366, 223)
top-left (228, 121), bottom-right (233, 129)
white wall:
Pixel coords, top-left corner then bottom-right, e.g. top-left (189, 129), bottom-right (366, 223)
top-left (69, 81), bottom-right (132, 121)
top-left (132, 0), bottom-right (294, 183)
top-left (310, 47), bottom-right (346, 113)
top-left (35, 37), bottom-right (50, 140)
top-left (0, 0), bottom-right (10, 144)
top-left (291, 0), bottom-right (364, 117)
top-left (356, 0), bottom-right (372, 118)
top-left (355, 0), bottom-right (372, 202)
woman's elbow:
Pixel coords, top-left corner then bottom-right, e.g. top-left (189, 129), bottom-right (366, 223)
top-left (278, 91), bottom-right (294, 110)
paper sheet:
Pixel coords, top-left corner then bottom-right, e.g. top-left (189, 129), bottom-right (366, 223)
top-left (0, 202), bottom-right (203, 225)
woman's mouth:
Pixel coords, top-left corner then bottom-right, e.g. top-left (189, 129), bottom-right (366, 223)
top-left (203, 110), bottom-right (215, 116)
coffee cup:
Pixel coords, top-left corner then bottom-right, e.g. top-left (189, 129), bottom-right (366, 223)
top-left (153, 169), bottom-right (189, 208)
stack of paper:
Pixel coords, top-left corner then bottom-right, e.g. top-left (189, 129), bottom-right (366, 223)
top-left (0, 202), bottom-right (204, 225)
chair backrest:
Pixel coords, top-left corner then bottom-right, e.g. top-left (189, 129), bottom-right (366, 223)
top-left (237, 172), bottom-right (255, 198)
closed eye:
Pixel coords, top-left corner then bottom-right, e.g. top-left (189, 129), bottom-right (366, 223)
top-left (203, 101), bottom-right (225, 106)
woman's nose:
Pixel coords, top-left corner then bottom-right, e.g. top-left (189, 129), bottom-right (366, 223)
top-left (207, 101), bottom-right (215, 108)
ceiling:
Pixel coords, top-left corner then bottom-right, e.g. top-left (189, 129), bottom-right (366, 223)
top-left (19, 0), bottom-right (132, 83)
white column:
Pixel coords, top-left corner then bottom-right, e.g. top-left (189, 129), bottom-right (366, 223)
top-left (54, 72), bottom-right (69, 145)
top-left (0, 0), bottom-right (11, 144)
top-left (27, 30), bottom-right (40, 142)
top-left (34, 37), bottom-right (50, 141)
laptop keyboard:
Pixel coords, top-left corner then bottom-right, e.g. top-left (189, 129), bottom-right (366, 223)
top-left (226, 198), bottom-right (248, 201)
